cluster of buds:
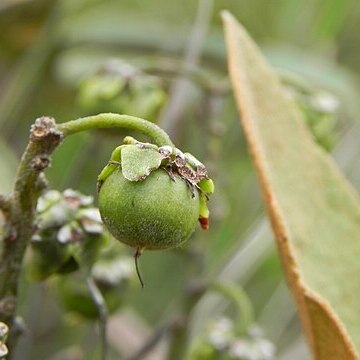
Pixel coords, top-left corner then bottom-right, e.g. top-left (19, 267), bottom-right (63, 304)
top-left (77, 59), bottom-right (166, 121)
top-left (28, 189), bottom-right (105, 280)
top-left (282, 71), bottom-right (339, 151)
top-left (28, 189), bottom-right (136, 318)
top-left (191, 317), bottom-right (275, 360)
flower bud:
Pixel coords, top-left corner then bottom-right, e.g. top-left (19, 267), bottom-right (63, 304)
top-left (27, 189), bottom-right (105, 280)
top-left (77, 59), bottom-right (166, 121)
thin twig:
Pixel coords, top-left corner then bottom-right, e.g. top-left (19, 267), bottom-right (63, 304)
top-left (144, 65), bottom-right (230, 95)
top-left (127, 320), bottom-right (177, 360)
top-left (86, 277), bottom-right (109, 360)
top-left (159, 0), bottom-right (214, 140)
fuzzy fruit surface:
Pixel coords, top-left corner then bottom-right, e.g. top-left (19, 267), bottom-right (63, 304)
top-left (98, 168), bottom-right (200, 250)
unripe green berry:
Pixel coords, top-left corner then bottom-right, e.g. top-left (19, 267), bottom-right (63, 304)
top-left (98, 168), bottom-right (200, 250)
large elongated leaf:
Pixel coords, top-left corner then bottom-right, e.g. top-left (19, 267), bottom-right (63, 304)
top-left (222, 11), bottom-right (360, 359)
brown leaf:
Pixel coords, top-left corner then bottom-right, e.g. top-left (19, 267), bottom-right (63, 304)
top-left (222, 10), bottom-right (360, 359)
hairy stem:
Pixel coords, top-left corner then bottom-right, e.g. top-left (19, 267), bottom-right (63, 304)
top-left (57, 113), bottom-right (174, 147)
top-left (0, 117), bottom-right (62, 356)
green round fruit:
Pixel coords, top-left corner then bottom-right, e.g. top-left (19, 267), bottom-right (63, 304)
top-left (98, 168), bottom-right (200, 250)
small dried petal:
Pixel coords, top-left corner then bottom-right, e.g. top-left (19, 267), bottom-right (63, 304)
top-left (174, 149), bottom-right (187, 167)
top-left (196, 164), bottom-right (209, 180)
top-left (158, 145), bottom-right (173, 159)
top-left (178, 165), bottom-right (197, 182)
top-left (30, 116), bottom-right (57, 139)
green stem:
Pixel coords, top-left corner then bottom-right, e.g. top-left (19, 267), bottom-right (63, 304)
top-left (211, 281), bottom-right (254, 334)
top-left (166, 281), bottom-right (254, 359)
top-left (57, 113), bottom-right (174, 147)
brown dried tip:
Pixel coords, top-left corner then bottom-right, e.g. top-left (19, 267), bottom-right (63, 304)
top-left (30, 116), bottom-right (56, 139)
top-left (199, 216), bottom-right (209, 230)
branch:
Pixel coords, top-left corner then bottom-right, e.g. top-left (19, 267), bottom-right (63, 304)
top-left (0, 117), bottom-right (62, 354)
top-left (127, 320), bottom-right (178, 360)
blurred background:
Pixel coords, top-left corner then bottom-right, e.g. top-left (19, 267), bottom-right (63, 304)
top-left (1, 0), bottom-right (360, 359)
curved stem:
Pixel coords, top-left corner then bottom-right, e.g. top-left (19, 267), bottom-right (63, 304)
top-left (57, 113), bottom-right (174, 147)
top-left (211, 281), bottom-right (254, 334)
